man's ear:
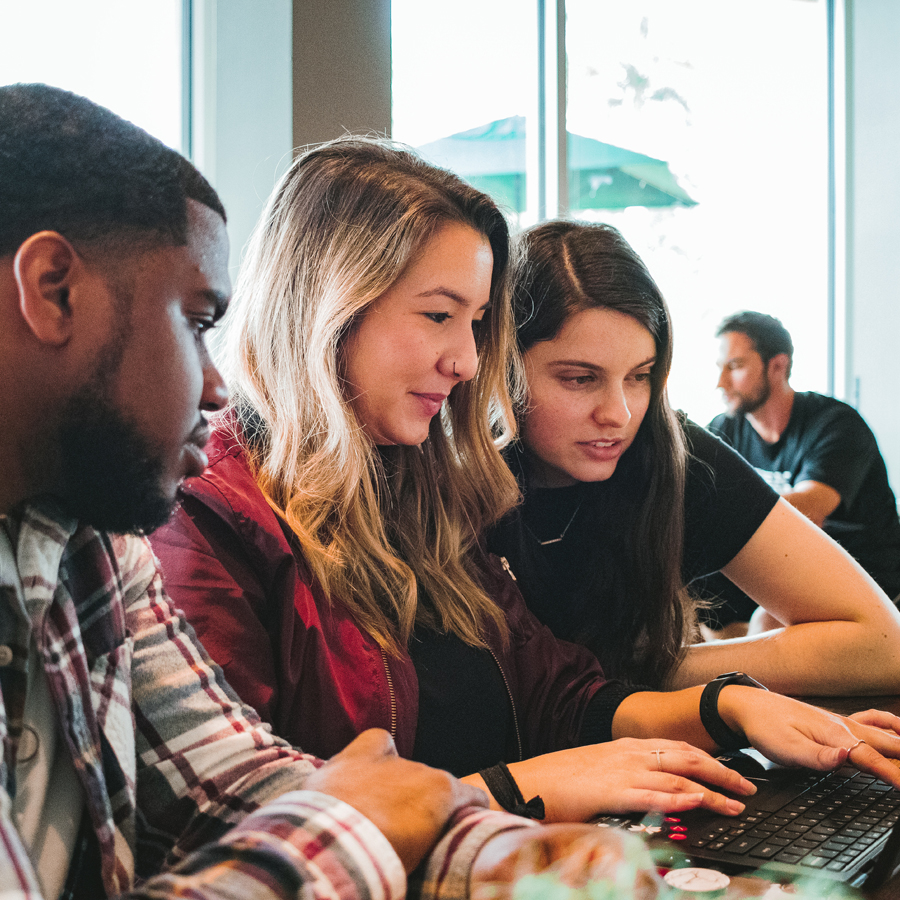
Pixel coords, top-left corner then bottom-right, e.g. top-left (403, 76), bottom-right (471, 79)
top-left (12, 231), bottom-right (80, 346)
top-left (767, 352), bottom-right (791, 383)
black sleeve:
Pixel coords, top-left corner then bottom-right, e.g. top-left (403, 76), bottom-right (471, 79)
top-left (681, 420), bottom-right (780, 582)
top-left (790, 403), bottom-right (878, 508)
top-left (579, 681), bottom-right (648, 745)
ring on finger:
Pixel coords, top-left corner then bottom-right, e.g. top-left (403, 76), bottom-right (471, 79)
top-left (847, 738), bottom-right (866, 754)
top-left (654, 748), bottom-right (665, 771)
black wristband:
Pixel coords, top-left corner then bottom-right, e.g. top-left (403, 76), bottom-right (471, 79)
top-left (478, 762), bottom-right (546, 820)
top-left (699, 672), bottom-right (768, 751)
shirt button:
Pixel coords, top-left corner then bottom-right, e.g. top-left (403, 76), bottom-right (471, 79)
top-left (0, 645), bottom-right (13, 666)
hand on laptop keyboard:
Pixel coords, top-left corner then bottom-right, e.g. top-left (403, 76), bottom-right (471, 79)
top-left (719, 687), bottom-right (900, 788)
top-left (484, 738), bottom-right (758, 823)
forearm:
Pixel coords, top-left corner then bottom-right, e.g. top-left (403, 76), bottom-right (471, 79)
top-left (675, 500), bottom-right (900, 695)
top-left (132, 792), bottom-right (406, 900)
top-left (611, 685), bottom-right (715, 750)
top-left (674, 619), bottom-right (900, 695)
top-left (781, 487), bottom-right (836, 527)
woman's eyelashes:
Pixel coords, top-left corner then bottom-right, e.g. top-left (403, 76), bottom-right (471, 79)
top-left (558, 371), bottom-right (596, 388)
top-left (422, 308), bottom-right (489, 328)
top-left (556, 367), bottom-right (654, 389)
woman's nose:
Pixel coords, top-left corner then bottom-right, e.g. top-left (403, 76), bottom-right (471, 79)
top-left (442, 327), bottom-right (479, 382)
top-left (592, 386), bottom-right (631, 428)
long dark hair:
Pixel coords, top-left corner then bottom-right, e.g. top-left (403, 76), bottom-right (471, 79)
top-left (513, 220), bottom-right (693, 686)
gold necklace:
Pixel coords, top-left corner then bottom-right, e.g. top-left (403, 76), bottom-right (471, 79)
top-left (524, 499), bottom-right (585, 546)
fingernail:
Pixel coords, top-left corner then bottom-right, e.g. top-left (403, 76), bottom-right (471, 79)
top-left (741, 778), bottom-right (757, 794)
top-left (726, 798), bottom-right (746, 814)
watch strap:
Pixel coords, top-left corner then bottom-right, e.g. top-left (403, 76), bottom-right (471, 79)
top-left (699, 672), bottom-right (767, 751)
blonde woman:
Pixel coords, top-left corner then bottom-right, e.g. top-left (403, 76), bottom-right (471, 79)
top-left (152, 138), bottom-right (900, 824)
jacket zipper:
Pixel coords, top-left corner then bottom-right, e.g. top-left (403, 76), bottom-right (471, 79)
top-left (499, 556), bottom-right (516, 580)
top-left (487, 647), bottom-right (523, 761)
top-left (378, 647), bottom-right (398, 741)
top-left (494, 557), bottom-right (522, 759)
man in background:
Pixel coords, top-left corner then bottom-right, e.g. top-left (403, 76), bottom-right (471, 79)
top-left (708, 311), bottom-right (900, 616)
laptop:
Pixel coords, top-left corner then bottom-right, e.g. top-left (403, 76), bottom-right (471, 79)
top-left (592, 750), bottom-right (900, 891)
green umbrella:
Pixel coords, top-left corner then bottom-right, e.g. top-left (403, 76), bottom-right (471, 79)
top-left (417, 115), bottom-right (696, 213)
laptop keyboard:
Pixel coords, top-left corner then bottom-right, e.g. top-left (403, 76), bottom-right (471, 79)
top-left (687, 765), bottom-right (900, 873)
top-left (595, 765), bottom-right (900, 877)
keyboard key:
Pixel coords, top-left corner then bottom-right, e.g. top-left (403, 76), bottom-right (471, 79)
top-left (793, 838), bottom-right (826, 850)
top-left (825, 835), bottom-right (855, 846)
top-left (822, 838), bottom-right (855, 851)
top-left (750, 844), bottom-right (780, 859)
top-left (729, 837), bottom-right (761, 854)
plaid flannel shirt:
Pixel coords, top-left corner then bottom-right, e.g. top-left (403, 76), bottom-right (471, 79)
top-left (0, 504), bottom-right (530, 900)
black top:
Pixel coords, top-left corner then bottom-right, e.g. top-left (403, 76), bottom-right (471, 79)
top-left (709, 392), bottom-right (900, 599)
top-left (409, 625), bottom-right (511, 776)
top-left (486, 420), bottom-right (779, 673)
top-left (408, 624), bottom-right (636, 776)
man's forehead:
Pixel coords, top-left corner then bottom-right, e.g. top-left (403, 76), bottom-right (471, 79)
top-left (184, 200), bottom-right (232, 307)
top-left (720, 331), bottom-right (759, 359)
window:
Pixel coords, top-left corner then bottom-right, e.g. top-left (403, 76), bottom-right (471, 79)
top-left (566, 0), bottom-right (828, 423)
top-left (0, 0), bottom-right (184, 151)
top-left (392, 0), bottom-right (829, 423)
top-left (392, 0), bottom-right (538, 220)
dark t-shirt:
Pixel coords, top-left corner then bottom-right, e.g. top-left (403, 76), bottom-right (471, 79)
top-left (486, 420), bottom-right (779, 670)
top-left (709, 392), bottom-right (900, 599)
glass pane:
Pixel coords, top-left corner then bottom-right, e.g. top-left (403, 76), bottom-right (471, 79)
top-left (392, 0), bottom-right (538, 224)
top-left (0, 0), bottom-right (183, 151)
top-left (566, 0), bottom-right (828, 425)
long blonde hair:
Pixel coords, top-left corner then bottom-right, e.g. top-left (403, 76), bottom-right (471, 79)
top-left (217, 137), bottom-right (521, 653)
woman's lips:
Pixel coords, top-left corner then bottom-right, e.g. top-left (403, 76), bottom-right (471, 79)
top-left (412, 393), bottom-right (448, 417)
top-left (577, 438), bottom-right (625, 461)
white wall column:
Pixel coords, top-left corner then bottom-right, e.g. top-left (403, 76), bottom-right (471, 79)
top-left (844, 0), bottom-right (900, 488)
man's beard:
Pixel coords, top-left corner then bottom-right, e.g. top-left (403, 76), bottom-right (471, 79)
top-left (50, 389), bottom-right (175, 535)
top-left (42, 307), bottom-right (177, 535)
top-left (731, 374), bottom-right (771, 417)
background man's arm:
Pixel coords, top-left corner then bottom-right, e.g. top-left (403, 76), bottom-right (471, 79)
top-left (780, 478), bottom-right (841, 527)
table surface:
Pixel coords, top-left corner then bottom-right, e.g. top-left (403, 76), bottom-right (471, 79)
top-left (672, 695), bottom-right (900, 899)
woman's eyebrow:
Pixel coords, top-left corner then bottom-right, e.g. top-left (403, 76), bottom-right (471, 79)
top-left (548, 355), bottom-right (657, 370)
top-left (417, 287), bottom-right (482, 309)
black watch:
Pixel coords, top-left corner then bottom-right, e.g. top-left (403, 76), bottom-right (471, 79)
top-left (699, 671), bottom-right (768, 751)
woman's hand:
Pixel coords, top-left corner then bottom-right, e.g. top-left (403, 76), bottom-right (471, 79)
top-left (720, 687), bottom-right (900, 787)
top-left (848, 708), bottom-right (900, 733)
top-left (463, 738), bottom-right (756, 823)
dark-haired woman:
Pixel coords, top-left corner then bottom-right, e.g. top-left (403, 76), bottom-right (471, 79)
top-left (488, 220), bottom-right (900, 694)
